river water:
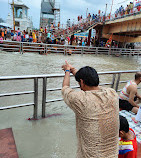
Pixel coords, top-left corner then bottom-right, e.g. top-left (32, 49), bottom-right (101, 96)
top-left (0, 51), bottom-right (141, 158)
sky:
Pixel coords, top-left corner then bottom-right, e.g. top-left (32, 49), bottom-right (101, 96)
top-left (0, 0), bottom-right (134, 28)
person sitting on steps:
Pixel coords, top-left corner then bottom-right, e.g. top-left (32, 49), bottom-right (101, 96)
top-left (119, 72), bottom-right (141, 114)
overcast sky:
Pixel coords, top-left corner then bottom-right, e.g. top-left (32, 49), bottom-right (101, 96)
top-left (0, 0), bottom-right (133, 28)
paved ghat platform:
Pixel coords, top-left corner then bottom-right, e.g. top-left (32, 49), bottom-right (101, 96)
top-left (0, 124), bottom-right (140, 157)
top-left (0, 128), bottom-right (19, 158)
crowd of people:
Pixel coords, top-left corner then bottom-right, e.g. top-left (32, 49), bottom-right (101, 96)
top-left (53, 1), bottom-right (141, 47)
top-left (115, 1), bottom-right (141, 18)
top-left (0, 27), bottom-right (54, 43)
top-left (0, 1), bottom-right (141, 156)
top-left (0, 26), bottom-right (99, 47)
top-left (61, 61), bottom-right (141, 158)
top-left (0, 1), bottom-right (141, 48)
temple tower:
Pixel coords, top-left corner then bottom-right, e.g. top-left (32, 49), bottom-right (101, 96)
top-left (40, 0), bottom-right (60, 28)
top-left (7, 0), bottom-right (33, 31)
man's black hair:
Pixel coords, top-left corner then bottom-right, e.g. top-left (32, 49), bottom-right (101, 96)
top-left (135, 72), bottom-right (141, 80)
top-left (75, 66), bottom-right (99, 87)
top-left (119, 115), bottom-right (129, 133)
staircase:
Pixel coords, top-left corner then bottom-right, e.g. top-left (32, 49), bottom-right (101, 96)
top-left (54, 18), bottom-right (102, 38)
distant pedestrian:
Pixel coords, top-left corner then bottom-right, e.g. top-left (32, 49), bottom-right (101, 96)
top-left (0, 36), bottom-right (3, 44)
top-left (32, 31), bottom-right (37, 43)
top-left (92, 14), bottom-right (95, 20)
top-left (78, 16), bottom-right (80, 21)
top-left (4, 28), bottom-right (7, 40)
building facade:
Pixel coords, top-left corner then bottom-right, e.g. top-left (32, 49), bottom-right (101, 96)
top-left (40, 0), bottom-right (60, 29)
top-left (40, 0), bottom-right (55, 28)
top-left (7, 0), bottom-right (33, 31)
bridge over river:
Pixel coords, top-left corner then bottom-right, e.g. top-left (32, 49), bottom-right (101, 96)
top-left (55, 10), bottom-right (141, 45)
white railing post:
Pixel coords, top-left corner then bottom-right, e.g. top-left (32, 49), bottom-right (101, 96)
top-left (119, 48), bottom-right (122, 56)
top-left (96, 47), bottom-right (98, 55)
top-left (64, 46), bottom-right (67, 55)
top-left (44, 44), bottom-right (46, 54)
top-left (81, 47), bottom-right (84, 56)
top-left (108, 48), bottom-right (111, 56)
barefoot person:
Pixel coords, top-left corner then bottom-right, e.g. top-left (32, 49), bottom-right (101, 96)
top-left (61, 61), bottom-right (119, 158)
top-left (119, 72), bottom-right (141, 114)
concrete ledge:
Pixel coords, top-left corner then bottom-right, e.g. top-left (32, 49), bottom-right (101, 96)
top-left (0, 128), bottom-right (19, 158)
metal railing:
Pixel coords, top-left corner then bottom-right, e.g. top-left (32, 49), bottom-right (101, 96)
top-left (0, 75), bottom-right (39, 119)
top-left (0, 70), bottom-right (140, 119)
top-left (0, 40), bottom-right (141, 56)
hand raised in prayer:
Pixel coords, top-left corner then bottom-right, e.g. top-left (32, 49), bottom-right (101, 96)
top-left (62, 60), bottom-right (73, 71)
top-left (62, 61), bottom-right (77, 76)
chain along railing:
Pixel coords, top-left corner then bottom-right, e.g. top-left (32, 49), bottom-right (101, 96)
top-left (0, 70), bottom-right (140, 119)
top-left (0, 40), bottom-right (141, 56)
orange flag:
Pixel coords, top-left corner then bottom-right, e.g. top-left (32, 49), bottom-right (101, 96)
top-left (105, 34), bottom-right (113, 48)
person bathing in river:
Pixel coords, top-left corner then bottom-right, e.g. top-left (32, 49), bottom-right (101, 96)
top-left (119, 72), bottom-right (141, 114)
top-left (61, 61), bottom-right (119, 158)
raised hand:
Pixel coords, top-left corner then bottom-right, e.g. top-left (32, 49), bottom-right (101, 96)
top-left (62, 60), bottom-right (74, 71)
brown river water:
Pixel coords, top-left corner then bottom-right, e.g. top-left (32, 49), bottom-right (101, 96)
top-left (0, 51), bottom-right (141, 158)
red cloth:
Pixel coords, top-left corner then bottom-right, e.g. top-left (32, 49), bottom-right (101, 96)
top-left (45, 28), bottom-right (47, 34)
top-left (119, 128), bottom-right (137, 158)
top-left (138, 6), bottom-right (141, 11)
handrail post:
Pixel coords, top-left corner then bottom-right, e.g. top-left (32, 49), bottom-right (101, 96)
top-left (81, 47), bottom-right (84, 56)
top-left (64, 46), bottom-right (66, 55)
top-left (115, 73), bottom-right (121, 92)
top-left (44, 44), bottom-right (46, 54)
top-left (42, 77), bottom-right (47, 118)
top-left (108, 48), bottom-right (111, 56)
top-left (34, 78), bottom-right (38, 119)
top-left (20, 42), bottom-right (21, 54)
top-left (119, 48), bottom-right (122, 56)
top-left (22, 42), bottom-right (23, 54)
top-left (46, 45), bottom-right (47, 54)
top-left (137, 50), bottom-right (139, 59)
top-left (96, 47), bottom-right (98, 55)
top-left (111, 74), bottom-right (116, 88)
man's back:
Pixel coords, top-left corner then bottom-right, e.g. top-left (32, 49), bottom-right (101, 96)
top-left (62, 86), bottom-right (119, 158)
top-left (119, 80), bottom-right (137, 101)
